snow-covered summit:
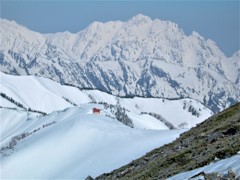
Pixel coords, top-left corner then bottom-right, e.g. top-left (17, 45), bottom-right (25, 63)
top-left (127, 13), bottom-right (152, 25)
top-left (232, 50), bottom-right (240, 58)
top-left (0, 19), bottom-right (46, 53)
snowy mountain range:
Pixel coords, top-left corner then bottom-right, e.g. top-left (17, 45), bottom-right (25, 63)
top-left (0, 14), bottom-right (239, 112)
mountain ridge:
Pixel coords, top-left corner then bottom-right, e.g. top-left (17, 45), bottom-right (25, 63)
top-left (0, 15), bottom-right (239, 112)
top-left (0, 72), bottom-right (212, 129)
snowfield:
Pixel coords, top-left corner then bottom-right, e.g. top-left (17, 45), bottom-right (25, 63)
top-left (169, 154), bottom-right (240, 179)
top-left (0, 72), bottom-right (213, 179)
top-left (1, 106), bottom-right (185, 179)
top-left (0, 72), bottom-right (213, 129)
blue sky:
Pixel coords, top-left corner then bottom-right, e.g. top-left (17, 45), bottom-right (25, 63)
top-left (1, 0), bottom-right (239, 57)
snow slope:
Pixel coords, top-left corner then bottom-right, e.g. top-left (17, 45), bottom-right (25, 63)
top-left (127, 113), bottom-right (169, 130)
top-left (0, 71), bottom-right (88, 113)
top-left (0, 72), bottom-right (213, 129)
top-left (0, 105), bottom-right (185, 179)
top-left (169, 154), bottom-right (240, 179)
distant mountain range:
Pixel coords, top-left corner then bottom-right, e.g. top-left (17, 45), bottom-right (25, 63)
top-left (0, 14), bottom-right (239, 112)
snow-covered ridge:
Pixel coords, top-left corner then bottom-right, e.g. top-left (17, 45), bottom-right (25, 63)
top-left (0, 14), bottom-right (239, 112)
top-left (0, 72), bottom-right (212, 129)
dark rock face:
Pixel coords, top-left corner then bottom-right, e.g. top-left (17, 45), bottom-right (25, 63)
top-left (189, 170), bottom-right (238, 180)
top-left (85, 175), bottom-right (94, 180)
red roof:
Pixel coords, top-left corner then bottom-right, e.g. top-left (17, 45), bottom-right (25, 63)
top-left (93, 108), bottom-right (100, 113)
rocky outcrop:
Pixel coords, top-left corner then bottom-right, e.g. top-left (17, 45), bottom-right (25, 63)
top-left (96, 103), bottom-right (240, 179)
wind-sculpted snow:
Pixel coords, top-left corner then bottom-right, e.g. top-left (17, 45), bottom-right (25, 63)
top-left (0, 14), bottom-right (239, 112)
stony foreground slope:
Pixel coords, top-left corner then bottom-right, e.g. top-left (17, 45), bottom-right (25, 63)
top-left (96, 102), bottom-right (240, 179)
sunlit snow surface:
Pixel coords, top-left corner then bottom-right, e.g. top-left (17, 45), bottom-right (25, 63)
top-left (0, 72), bottom-right (212, 129)
top-left (1, 106), bottom-right (185, 179)
top-left (0, 72), bottom-right (213, 179)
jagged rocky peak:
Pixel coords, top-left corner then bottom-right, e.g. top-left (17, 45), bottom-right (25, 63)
top-left (0, 19), bottom-right (27, 32)
top-left (127, 14), bottom-right (152, 24)
top-left (0, 19), bottom-right (46, 54)
top-left (232, 50), bottom-right (240, 58)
